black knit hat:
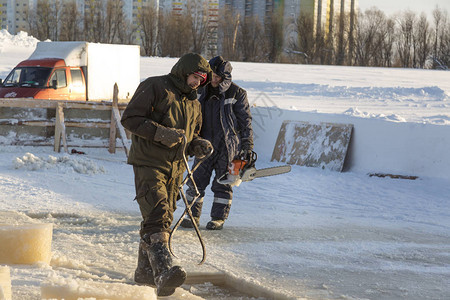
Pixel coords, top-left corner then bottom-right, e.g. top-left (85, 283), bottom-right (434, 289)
top-left (209, 56), bottom-right (232, 81)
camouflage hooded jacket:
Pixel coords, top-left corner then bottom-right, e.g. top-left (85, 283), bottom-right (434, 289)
top-left (121, 53), bottom-right (212, 175)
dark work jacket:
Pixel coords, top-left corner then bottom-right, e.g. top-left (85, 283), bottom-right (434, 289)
top-left (198, 80), bottom-right (253, 163)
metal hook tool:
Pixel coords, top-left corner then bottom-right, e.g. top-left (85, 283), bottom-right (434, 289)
top-left (168, 135), bottom-right (213, 265)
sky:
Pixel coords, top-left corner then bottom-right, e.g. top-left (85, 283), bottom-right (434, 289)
top-left (358, 0), bottom-right (450, 17)
top-left (0, 32), bottom-right (449, 300)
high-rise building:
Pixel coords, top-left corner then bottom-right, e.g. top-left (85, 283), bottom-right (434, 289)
top-left (0, 0), bottom-right (35, 33)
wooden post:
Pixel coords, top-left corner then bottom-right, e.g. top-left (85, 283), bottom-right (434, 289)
top-left (109, 83), bottom-right (131, 157)
top-left (54, 103), bottom-right (68, 153)
top-left (108, 83), bottom-right (119, 153)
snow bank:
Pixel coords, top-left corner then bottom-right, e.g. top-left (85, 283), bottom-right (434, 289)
top-left (253, 108), bottom-right (450, 179)
top-left (0, 30), bottom-right (38, 49)
top-left (13, 153), bottom-right (105, 175)
top-left (0, 30), bottom-right (38, 77)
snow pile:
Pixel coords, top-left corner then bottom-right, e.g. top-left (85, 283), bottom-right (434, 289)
top-left (0, 30), bottom-right (39, 49)
top-left (0, 30), bottom-right (38, 77)
top-left (344, 107), bottom-right (407, 122)
top-left (13, 153), bottom-right (105, 174)
top-left (242, 82), bottom-right (449, 101)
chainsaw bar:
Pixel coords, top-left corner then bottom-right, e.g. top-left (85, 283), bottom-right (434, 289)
top-left (240, 165), bottom-right (291, 182)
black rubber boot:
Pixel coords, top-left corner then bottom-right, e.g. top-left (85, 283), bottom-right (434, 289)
top-left (134, 239), bottom-right (155, 286)
top-left (146, 232), bottom-right (186, 296)
top-left (206, 217), bottom-right (225, 230)
top-left (180, 216), bottom-right (200, 228)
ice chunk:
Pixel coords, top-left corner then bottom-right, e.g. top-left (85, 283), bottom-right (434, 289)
top-left (0, 223), bottom-right (53, 265)
top-left (41, 277), bottom-right (156, 300)
top-left (0, 266), bottom-right (11, 300)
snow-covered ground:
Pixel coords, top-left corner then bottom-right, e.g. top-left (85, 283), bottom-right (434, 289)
top-left (1, 30), bottom-right (449, 299)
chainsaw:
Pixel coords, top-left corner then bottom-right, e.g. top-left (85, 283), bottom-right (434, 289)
top-left (216, 151), bottom-right (291, 187)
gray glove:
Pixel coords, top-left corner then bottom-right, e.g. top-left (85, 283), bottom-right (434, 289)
top-left (189, 138), bottom-right (213, 159)
top-left (154, 123), bottom-right (185, 148)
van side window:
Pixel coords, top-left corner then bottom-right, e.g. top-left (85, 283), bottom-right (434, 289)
top-left (49, 69), bottom-right (67, 88)
top-left (70, 69), bottom-right (83, 87)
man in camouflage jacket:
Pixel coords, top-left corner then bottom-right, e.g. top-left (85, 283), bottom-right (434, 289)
top-left (121, 53), bottom-right (213, 296)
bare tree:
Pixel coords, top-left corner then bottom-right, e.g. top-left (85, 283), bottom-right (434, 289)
top-left (59, 0), bottom-right (81, 41)
top-left (117, 16), bottom-right (134, 45)
top-left (263, 7), bottom-right (284, 63)
top-left (83, 1), bottom-right (105, 42)
top-left (354, 8), bottom-right (387, 66)
top-left (432, 6), bottom-right (450, 69)
top-left (432, 6), bottom-right (443, 67)
top-left (414, 13), bottom-right (432, 68)
top-left (24, 5), bottom-right (37, 38)
top-left (347, 0), bottom-right (357, 65)
top-left (219, 6), bottom-right (240, 61)
top-left (31, 0), bottom-right (60, 41)
top-left (137, 4), bottom-right (159, 56)
top-left (381, 17), bottom-right (396, 67)
top-left (293, 13), bottom-right (315, 63)
top-left (239, 16), bottom-right (265, 62)
top-left (104, 0), bottom-right (124, 43)
top-left (440, 20), bottom-right (450, 68)
top-left (335, 2), bottom-right (346, 65)
top-left (396, 10), bottom-right (416, 68)
top-left (187, 0), bottom-right (209, 54)
top-left (158, 12), bottom-right (191, 57)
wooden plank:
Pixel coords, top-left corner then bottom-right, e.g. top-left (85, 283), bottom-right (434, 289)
top-left (112, 105), bottom-right (131, 157)
top-left (54, 103), bottom-right (68, 153)
top-left (271, 120), bottom-right (353, 172)
top-left (108, 84), bottom-right (119, 154)
top-left (109, 83), bottom-right (131, 156)
top-left (0, 98), bottom-right (127, 110)
top-left (0, 120), bottom-right (110, 128)
top-left (0, 99), bottom-right (58, 109)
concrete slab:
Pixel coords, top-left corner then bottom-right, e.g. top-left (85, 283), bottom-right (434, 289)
top-left (271, 120), bottom-right (353, 171)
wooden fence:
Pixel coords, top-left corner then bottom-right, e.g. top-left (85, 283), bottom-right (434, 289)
top-left (0, 84), bottom-right (130, 156)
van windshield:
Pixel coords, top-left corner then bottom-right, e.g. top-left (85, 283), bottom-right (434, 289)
top-left (2, 67), bottom-right (52, 88)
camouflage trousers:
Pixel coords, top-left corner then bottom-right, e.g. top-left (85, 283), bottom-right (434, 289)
top-left (133, 165), bottom-right (182, 238)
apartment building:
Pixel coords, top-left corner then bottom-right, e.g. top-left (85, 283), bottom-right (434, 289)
top-left (0, 0), bottom-right (35, 33)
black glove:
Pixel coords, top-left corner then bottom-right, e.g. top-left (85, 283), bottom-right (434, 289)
top-left (189, 138), bottom-right (213, 159)
top-left (154, 123), bottom-right (185, 148)
top-left (237, 148), bottom-right (254, 165)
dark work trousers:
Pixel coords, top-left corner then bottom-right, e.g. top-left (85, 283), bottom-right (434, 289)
top-left (186, 148), bottom-right (233, 220)
top-left (133, 165), bottom-right (182, 238)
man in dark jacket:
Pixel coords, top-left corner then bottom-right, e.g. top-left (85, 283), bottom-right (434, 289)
top-left (121, 53), bottom-right (213, 296)
top-left (181, 56), bottom-right (254, 231)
